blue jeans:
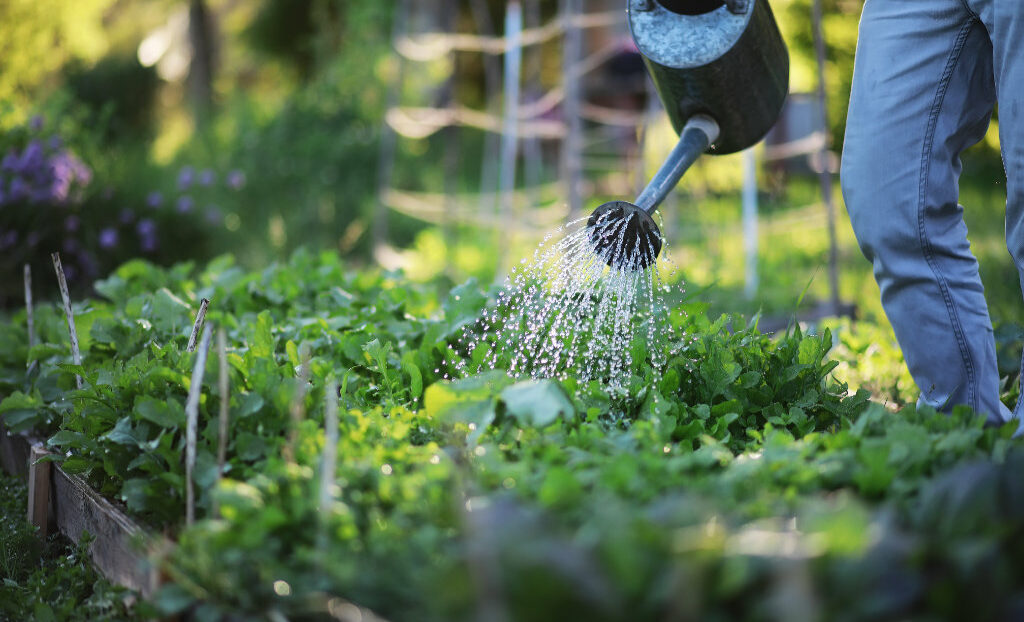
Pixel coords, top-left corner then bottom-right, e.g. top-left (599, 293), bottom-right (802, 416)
top-left (841, 0), bottom-right (1024, 426)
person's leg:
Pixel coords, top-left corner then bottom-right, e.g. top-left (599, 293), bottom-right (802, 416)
top-left (840, 0), bottom-right (1004, 422)
top-left (971, 0), bottom-right (1024, 421)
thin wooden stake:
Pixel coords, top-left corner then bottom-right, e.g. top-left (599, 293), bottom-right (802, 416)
top-left (185, 324), bottom-right (213, 527)
top-left (560, 0), bottom-right (584, 223)
top-left (51, 253), bottom-right (81, 389)
top-left (27, 444), bottom-right (51, 538)
top-left (284, 343), bottom-right (312, 462)
top-left (812, 0), bottom-right (841, 315)
top-left (319, 377), bottom-right (339, 515)
top-left (496, 0), bottom-right (523, 277)
top-left (187, 298), bottom-right (211, 352)
top-left (24, 264), bottom-right (37, 374)
top-left (212, 328), bottom-right (229, 519)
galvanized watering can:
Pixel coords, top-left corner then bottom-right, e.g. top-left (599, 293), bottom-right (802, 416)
top-left (588, 0), bottom-right (789, 269)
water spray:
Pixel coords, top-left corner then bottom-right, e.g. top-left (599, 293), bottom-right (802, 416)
top-left (588, 0), bottom-right (789, 270)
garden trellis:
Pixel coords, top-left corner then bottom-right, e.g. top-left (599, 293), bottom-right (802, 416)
top-left (373, 0), bottom-right (651, 266)
top-left (374, 0), bottom-right (846, 311)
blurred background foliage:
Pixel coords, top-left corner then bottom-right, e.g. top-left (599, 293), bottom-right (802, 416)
top-left (0, 0), bottom-right (1018, 397)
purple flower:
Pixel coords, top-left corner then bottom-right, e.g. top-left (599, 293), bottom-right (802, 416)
top-left (8, 177), bottom-right (28, 201)
top-left (26, 231), bottom-right (39, 247)
top-left (226, 169), bottom-right (246, 190)
top-left (137, 218), bottom-right (159, 252)
top-left (146, 191), bottom-right (163, 208)
top-left (62, 237), bottom-right (79, 253)
top-left (199, 169), bottom-right (215, 186)
top-left (20, 140), bottom-right (44, 173)
top-left (76, 251), bottom-right (98, 278)
top-left (204, 205), bottom-right (223, 224)
top-left (29, 115), bottom-right (43, 132)
top-left (99, 227), bottom-right (118, 249)
top-left (177, 166), bottom-right (195, 190)
top-left (47, 135), bottom-right (62, 151)
top-left (47, 151), bottom-right (91, 203)
top-left (0, 230), bottom-right (18, 249)
top-left (136, 218), bottom-right (157, 237)
top-left (119, 208), bottom-right (135, 224)
top-left (176, 195), bottom-right (194, 213)
top-left (64, 215), bottom-right (81, 232)
top-left (1, 151), bottom-right (18, 172)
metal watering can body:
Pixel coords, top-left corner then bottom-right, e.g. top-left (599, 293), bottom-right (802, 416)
top-left (628, 0), bottom-right (789, 154)
top-left (587, 0), bottom-right (789, 270)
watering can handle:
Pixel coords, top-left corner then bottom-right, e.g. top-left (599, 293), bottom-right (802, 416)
top-left (634, 115), bottom-right (720, 214)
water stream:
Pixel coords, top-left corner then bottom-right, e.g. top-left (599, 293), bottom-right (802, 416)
top-left (454, 212), bottom-right (681, 393)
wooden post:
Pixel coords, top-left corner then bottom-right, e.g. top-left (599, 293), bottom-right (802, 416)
top-left (497, 0), bottom-right (523, 276)
top-left (319, 377), bottom-right (339, 515)
top-left (188, 0), bottom-right (215, 121)
top-left (742, 149), bottom-right (759, 299)
top-left (24, 264), bottom-right (36, 374)
top-left (212, 328), bottom-right (229, 519)
top-left (560, 0), bottom-right (584, 223)
top-left (27, 444), bottom-right (51, 538)
top-left (470, 0), bottom-right (502, 220)
top-left (284, 343), bottom-right (312, 462)
top-left (812, 0), bottom-right (841, 315)
top-left (442, 0), bottom-right (460, 277)
top-left (51, 253), bottom-right (82, 389)
top-left (374, 0), bottom-right (410, 256)
top-left (187, 298), bottom-right (210, 352)
top-left (522, 0), bottom-right (544, 210)
top-left (24, 264), bottom-right (35, 351)
top-left (185, 324), bottom-right (213, 526)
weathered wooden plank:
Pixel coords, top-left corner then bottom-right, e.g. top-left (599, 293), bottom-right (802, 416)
top-left (51, 466), bottom-right (165, 598)
top-left (27, 443), bottom-right (51, 537)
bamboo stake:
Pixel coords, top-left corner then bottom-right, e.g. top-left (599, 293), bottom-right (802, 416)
top-left (470, 0), bottom-right (502, 219)
top-left (24, 265), bottom-right (36, 374)
top-left (560, 0), bottom-right (584, 223)
top-left (185, 324), bottom-right (213, 527)
top-left (212, 328), bottom-right (229, 519)
top-left (319, 377), bottom-right (339, 515)
top-left (496, 0), bottom-right (523, 277)
top-left (374, 0), bottom-right (410, 255)
top-left (284, 343), bottom-right (312, 462)
top-left (812, 0), bottom-right (841, 315)
top-left (187, 298), bottom-right (210, 352)
top-left (51, 253), bottom-right (81, 389)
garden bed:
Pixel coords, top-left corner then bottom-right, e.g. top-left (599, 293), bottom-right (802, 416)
top-left (2, 249), bottom-right (1023, 621)
top-left (0, 421), bottom-right (163, 598)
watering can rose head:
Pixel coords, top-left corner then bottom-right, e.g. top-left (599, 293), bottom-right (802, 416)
top-left (587, 201), bottom-right (663, 271)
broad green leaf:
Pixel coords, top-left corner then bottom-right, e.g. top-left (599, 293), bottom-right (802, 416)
top-left (0, 391), bottom-right (43, 433)
top-left (249, 310), bottom-right (275, 359)
top-left (135, 396), bottom-right (185, 429)
top-left (401, 351), bottom-right (423, 398)
top-left (501, 380), bottom-right (573, 428)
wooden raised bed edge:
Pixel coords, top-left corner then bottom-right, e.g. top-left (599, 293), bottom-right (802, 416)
top-left (0, 420), bottom-right (166, 598)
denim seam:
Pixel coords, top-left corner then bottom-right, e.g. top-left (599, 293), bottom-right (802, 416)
top-left (917, 18), bottom-right (978, 412)
top-left (957, 0), bottom-right (980, 21)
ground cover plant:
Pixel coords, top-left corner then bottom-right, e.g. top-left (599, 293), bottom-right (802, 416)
top-left (0, 471), bottom-right (141, 621)
top-left (1, 250), bottom-right (1023, 621)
